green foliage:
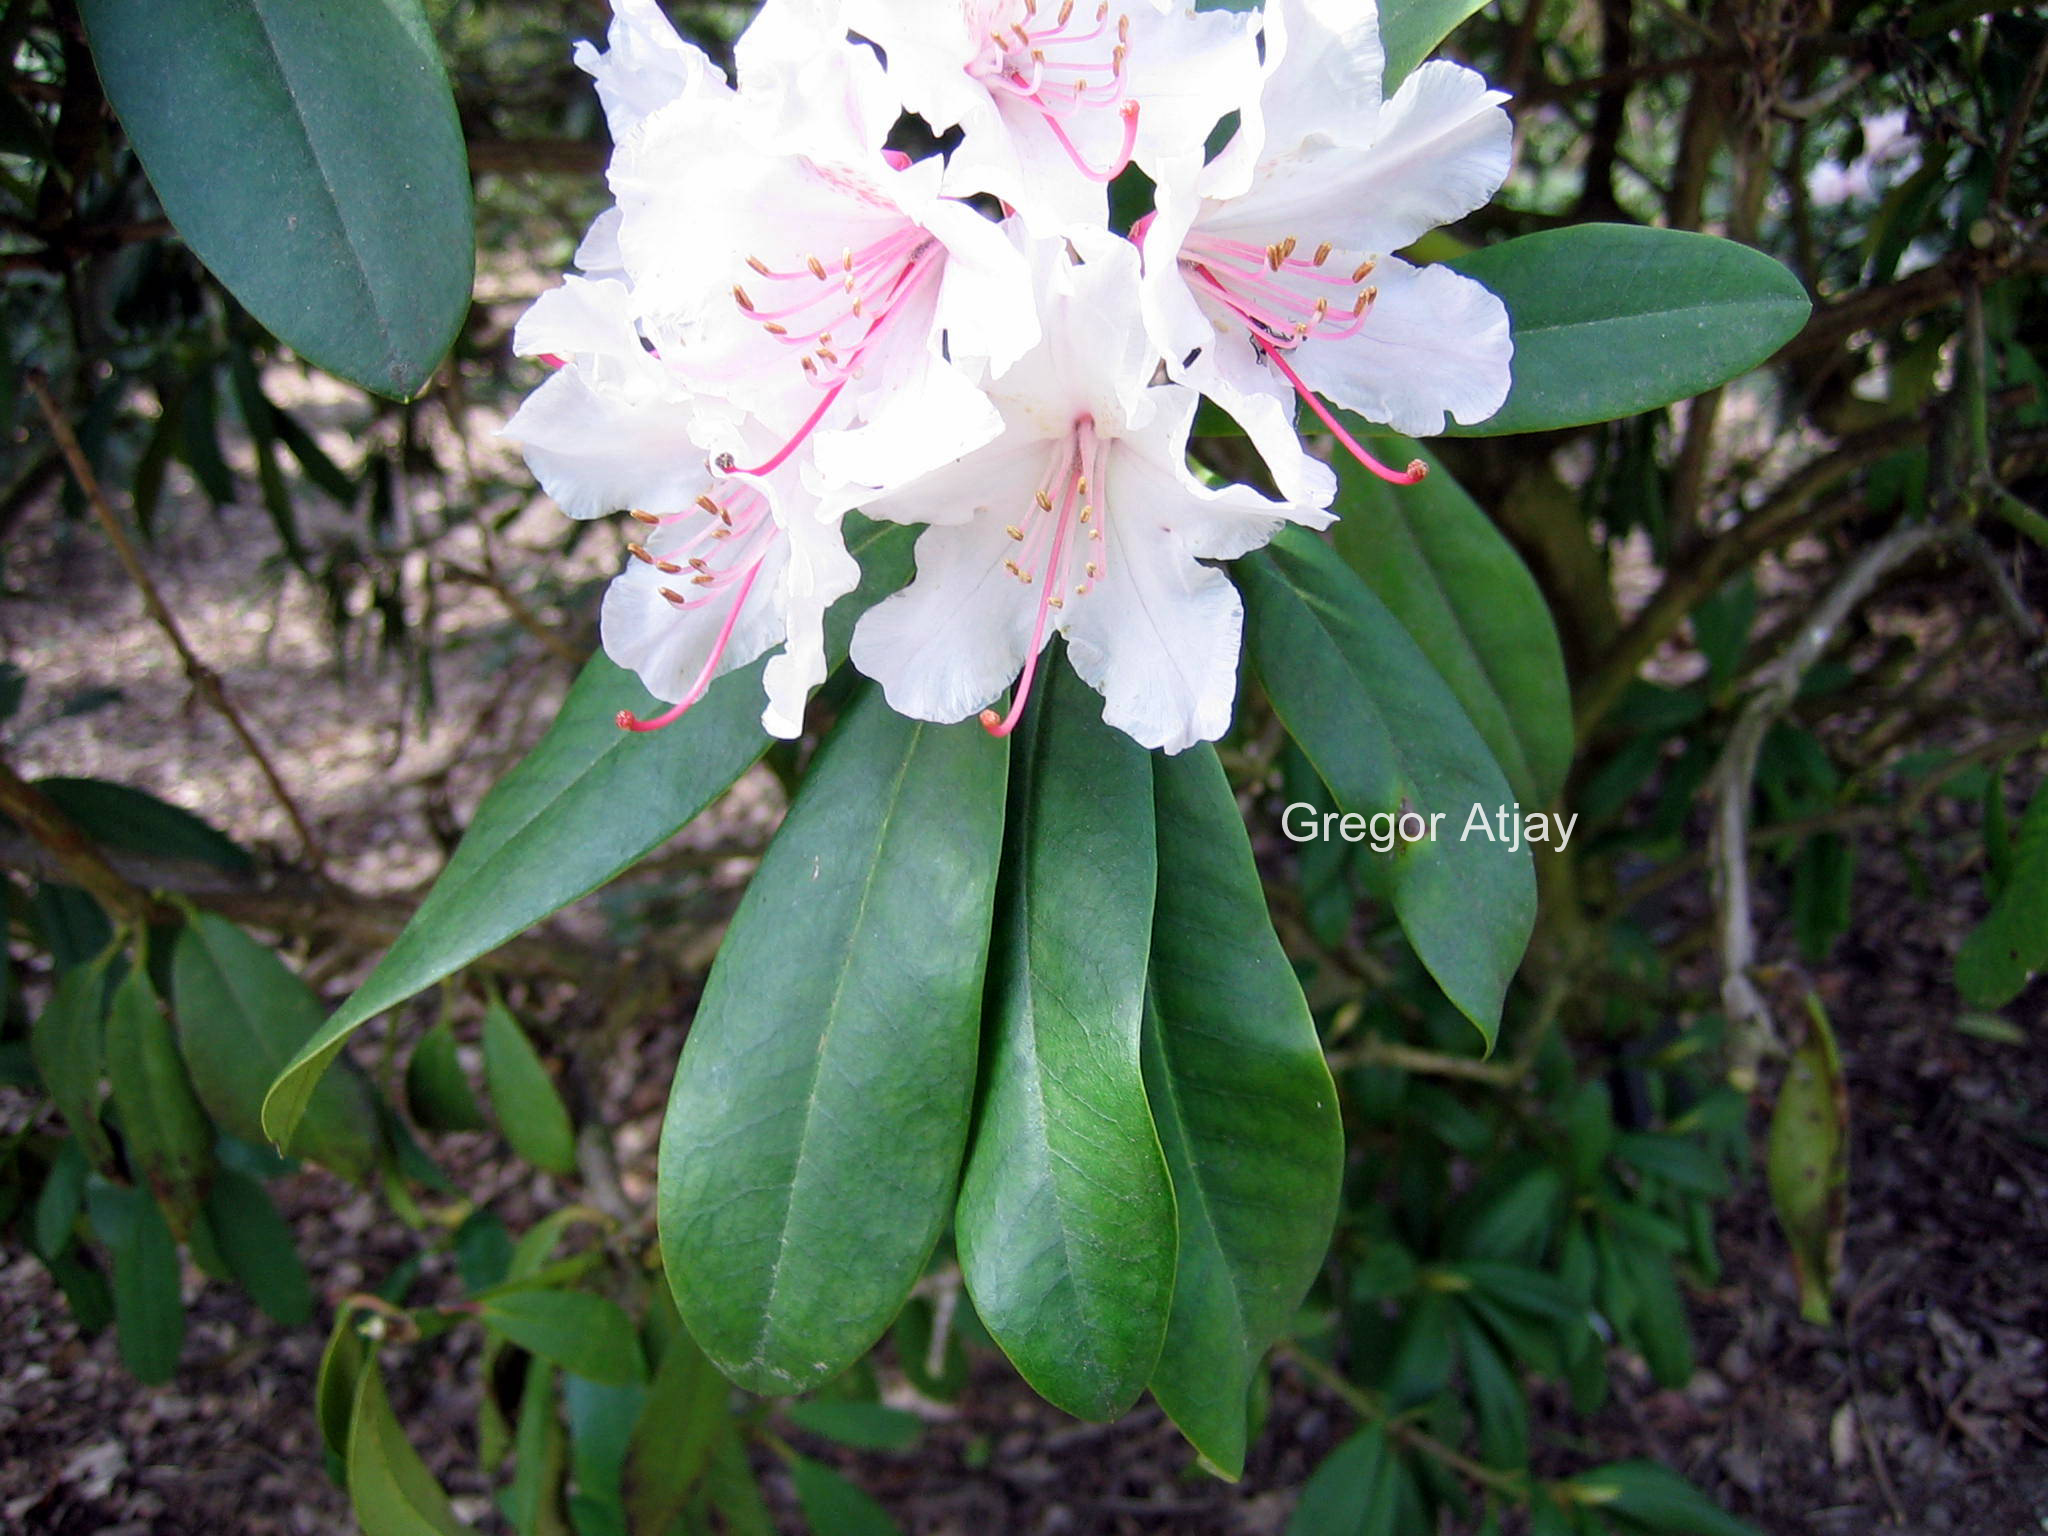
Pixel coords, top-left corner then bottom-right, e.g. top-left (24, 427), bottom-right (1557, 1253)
top-left (659, 688), bottom-right (1007, 1394)
top-left (481, 997), bottom-right (578, 1177)
top-left (77, 0), bottom-right (474, 398)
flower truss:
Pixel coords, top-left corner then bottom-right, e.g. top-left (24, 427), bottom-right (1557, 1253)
top-left (504, 0), bottom-right (1515, 754)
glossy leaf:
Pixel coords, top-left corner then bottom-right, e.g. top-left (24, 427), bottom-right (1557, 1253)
top-left (104, 964), bottom-right (213, 1235)
top-left (785, 1401), bottom-right (924, 1452)
top-left (1573, 1462), bottom-right (1761, 1536)
top-left (562, 1374), bottom-right (645, 1536)
top-left (34, 1138), bottom-right (89, 1260)
top-left (481, 998), bottom-right (578, 1177)
top-left (173, 913), bottom-right (381, 1182)
top-left (481, 1290), bottom-right (645, 1387)
top-left (317, 1305), bottom-right (370, 1462)
top-left (348, 1358), bottom-right (476, 1536)
top-left (88, 1180), bottom-right (185, 1385)
top-left (77, 0), bottom-right (473, 398)
top-left (1287, 1425), bottom-right (1398, 1536)
top-left (1956, 778), bottom-right (2048, 1006)
top-left (1240, 527), bottom-right (1536, 1042)
top-left (506, 1360), bottom-right (571, 1536)
top-left (204, 1166), bottom-right (313, 1326)
top-left (957, 659), bottom-right (1172, 1423)
top-left (407, 1018), bottom-right (488, 1134)
top-left (786, 1456), bottom-right (902, 1536)
top-left (33, 777), bottom-right (252, 873)
top-left (264, 521), bottom-right (914, 1152)
top-left (1381, 0), bottom-right (1490, 88)
top-left (30, 953), bottom-right (115, 1169)
top-left (1329, 443), bottom-right (1571, 805)
top-left (660, 687), bottom-right (1007, 1393)
top-left (1142, 745), bottom-right (1344, 1478)
top-left (1444, 226), bottom-right (1811, 437)
top-left (623, 1329), bottom-right (731, 1535)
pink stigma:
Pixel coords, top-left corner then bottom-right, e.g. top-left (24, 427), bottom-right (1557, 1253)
top-left (1249, 332), bottom-right (1428, 487)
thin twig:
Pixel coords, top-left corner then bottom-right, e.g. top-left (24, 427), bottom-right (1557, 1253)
top-left (1324, 1036), bottom-right (1524, 1086)
top-left (0, 754), bottom-right (167, 924)
top-left (27, 371), bottom-right (327, 871)
top-left (1707, 523), bottom-right (1965, 1088)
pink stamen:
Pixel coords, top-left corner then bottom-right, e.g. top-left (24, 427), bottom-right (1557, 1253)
top-left (616, 558), bottom-right (766, 733)
top-left (539, 353), bottom-right (568, 369)
top-left (981, 422), bottom-right (1099, 738)
top-left (1248, 332), bottom-right (1427, 487)
top-left (1040, 98), bottom-right (1139, 183)
top-left (725, 381), bottom-right (848, 478)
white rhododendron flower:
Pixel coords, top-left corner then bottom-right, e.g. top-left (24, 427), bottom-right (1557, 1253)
top-left (506, 0), bottom-right (1514, 754)
top-left (1139, 0), bottom-right (1513, 492)
top-left (843, 0), bottom-right (1263, 233)
top-left (849, 234), bottom-right (1331, 753)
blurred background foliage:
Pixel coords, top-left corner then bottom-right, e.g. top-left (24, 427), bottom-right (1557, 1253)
top-left (1, 0), bottom-right (2044, 1533)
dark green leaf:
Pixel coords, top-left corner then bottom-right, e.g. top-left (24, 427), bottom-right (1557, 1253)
top-left (264, 520), bottom-right (914, 1151)
top-left (407, 1018), bottom-right (488, 1133)
top-left (786, 1456), bottom-right (902, 1536)
top-left (1329, 443), bottom-right (1571, 805)
top-left (317, 1305), bottom-right (369, 1462)
top-left (660, 686), bottom-right (1007, 1394)
top-left (30, 953), bottom-right (115, 1169)
top-left (1613, 1133), bottom-right (1729, 1198)
top-left (1286, 1426), bottom-right (1397, 1536)
top-left (506, 1359), bottom-right (570, 1536)
top-left (1458, 1305), bottom-right (1530, 1469)
top-left (88, 1180), bottom-right (185, 1384)
top-left (481, 998), bottom-right (577, 1177)
top-left (563, 1374), bottom-right (645, 1536)
top-left (1240, 527), bottom-right (1535, 1043)
top-left (957, 659), bottom-right (1170, 1423)
top-left (623, 1329), bottom-right (731, 1535)
top-left (173, 913), bottom-right (381, 1182)
top-left (203, 1165), bottom-right (313, 1325)
top-left (785, 1401), bottom-right (924, 1452)
top-left (454, 1209), bottom-right (515, 1294)
top-left (78, 0), bottom-right (473, 398)
top-left (31, 778), bottom-right (252, 872)
top-left (1381, 0), bottom-right (1490, 89)
top-left (481, 1290), bottom-right (644, 1387)
top-left (347, 1357), bottom-right (476, 1535)
top-left (104, 963), bottom-right (213, 1235)
top-left (1444, 226), bottom-right (1811, 437)
top-left (1142, 745), bottom-right (1343, 1478)
top-left (33, 1138), bottom-right (89, 1260)
top-left (1573, 1462), bottom-right (1760, 1536)
top-left (1957, 778), bottom-right (2048, 1007)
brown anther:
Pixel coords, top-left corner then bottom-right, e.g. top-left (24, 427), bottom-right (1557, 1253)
top-left (733, 284), bottom-right (755, 311)
top-left (626, 541), bottom-right (654, 563)
top-left (1014, 24), bottom-right (1031, 49)
top-left (688, 556), bottom-right (710, 572)
top-left (1033, 47), bottom-right (1046, 64)
top-left (1025, 0), bottom-right (1037, 15)
top-left (711, 527), bottom-right (732, 539)
top-left (747, 255), bottom-right (771, 275)
top-left (1112, 44), bottom-right (1125, 74)
top-left (1117, 13), bottom-right (1130, 40)
top-left (1313, 297), bottom-right (1329, 321)
top-left (850, 298), bottom-right (864, 317)
top-left (801, 355), bottom-right (819, 375)
top-left (1076, 475), bottom-right (1089, 495)
top-left (1279, 236), bottom-right (1297, 259)
top-left (817, 347), bottom-right (839, 365)
top-left (844, 276), bottom-right (856, 293)
top-left (696, 494), bottom-right (721, 515)
top-left (762, 321), bottom-right (788, 336)
top-left (1352, 291), bottom-right (1372, 316)
top-left (1095, 2), bottom-right (1109, 21)
top-left (655, 559), bottom-right (683, 574)
top-left (659, 586), bottom-right (689, 606)
top-left (1266, 244), bottom-right (1284, 272)
top-left (1351, 257), bottom-right (1376, 282)
top-left (1085, 561), bottom-right (1100, 578)
top-left (1077, 582), bottom-right (1090, 595)
top-left (1313, 241), bottom-right (1333, 266)
top-left (1048, 596), bottom-right (1064, 609)
top-left (1364, 284), bottom-right (1379, 306)
top-left (1294, 321), bottom-right (1309, 338)
top-left (806, 254), bottom-right (828, 280)
top-left (691, 572), bottom-right (715, 587)
top-left (842, 246), bottom-right (854, 272)
top-left (631, 508), bottom-right (661, 525)
top-left (1006, 524), bottom-right (1025, 540)
top-left (1035, 489), bottom-right (1053, 511)
top-left (1057, 0), bottom-right (1073, 24)
top-left (1078, 503), bottom-right (1093, 523)
top-left (1089, 526), bottom-right (1102, 541)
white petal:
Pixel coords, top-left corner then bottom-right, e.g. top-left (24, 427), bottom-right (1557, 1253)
top-left (852, 422), bottom-right (1054, 528)
top-left (810, 354), bottom-right (1006, 503)
top-left (574, 207), bottom-right (626, 281)
top-left (601, 530), bottom-right (790, 704)
top-left (1122, 2), bottom-right (1264, 177)
top-left (1217, 61), bottom-right (1510, 258)
top-left (1058, 504), bottom-right (1243, 755)
top-left (1247, 0), bottom-right (1384, 165)
top-left (849, 516), bottom-right (1039, 725)
top-left (511, 275), bottom-right (644, 369)
top-left (575, 0), bottom-right (726, 142)
top-left (500, 367), bottom-right (711, 519)
top-left (760, 507), bottom-right (862, 737)
top-left (1113, 388), bottom-right (1333, 557)
top-left (1288, 258), bottom-right (1512, 436)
